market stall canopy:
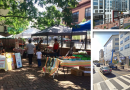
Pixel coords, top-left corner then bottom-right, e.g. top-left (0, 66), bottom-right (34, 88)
top-left (72, 20), bottom-right (91, 31)
top-left (0, 35), bottom-right (5, 38)
top-left (15, 27), bottom-right (40, 38)
top-left (32, 25), bottom-right (86, 36)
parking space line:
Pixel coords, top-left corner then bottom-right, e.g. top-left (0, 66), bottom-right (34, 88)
top-left (98, 70), bottom-right (107, 81)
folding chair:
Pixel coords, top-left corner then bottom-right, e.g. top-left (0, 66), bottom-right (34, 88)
top-left (42, 57), bottom-right (59, 78)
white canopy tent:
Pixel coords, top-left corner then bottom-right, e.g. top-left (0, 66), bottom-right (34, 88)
top-left (15, 27), bottom-right (40, 38)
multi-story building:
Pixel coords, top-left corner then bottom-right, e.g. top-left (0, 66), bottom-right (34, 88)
top-left (99, 49), bottom-right (104, 64)
top-left (72, 0), bottom-right (91, 24)
top-left (93, 0), bottom-right (128, 25)
top-left (118, 32), bottom-right (130, 68)
top-left (99, 49), bottom-right (104, 59)
top-left (104, 35), bottom-right (119, 63)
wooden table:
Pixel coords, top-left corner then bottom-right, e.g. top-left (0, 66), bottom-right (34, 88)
top-left (58, 59), bottom-right (91, 77)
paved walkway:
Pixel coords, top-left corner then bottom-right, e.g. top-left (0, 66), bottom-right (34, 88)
top-left (0, 56), bottom-right (90, 90)
top-left (94, 74), bottom-right (130, 90)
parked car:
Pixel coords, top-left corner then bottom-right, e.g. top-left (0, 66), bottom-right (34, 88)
top-left (93, 65), bottom-right (95, 72)
top-left (96, 63), bottom-right (100, 67)
top-left (100, 63), bottom-right (103, 65)
top-left (100, 66), bottom-right (112, 74)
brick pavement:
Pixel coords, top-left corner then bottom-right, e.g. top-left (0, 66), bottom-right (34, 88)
top-left (0, 56), bottom-right (91, 90)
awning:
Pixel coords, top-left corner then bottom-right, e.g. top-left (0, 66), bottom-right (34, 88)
top-left (72, 20), bottom-right (91, 31)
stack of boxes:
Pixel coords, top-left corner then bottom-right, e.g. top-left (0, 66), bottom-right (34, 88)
top-left (71, 66), bottom-right (91, 76)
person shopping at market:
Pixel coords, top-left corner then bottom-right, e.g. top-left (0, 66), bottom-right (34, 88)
top-left (36, 40), bottom-right (43, 51)
top-left (36, 48), bottom-right (42, 67)
top-left (53, 38), bottom-right (59, 57)
top-left (0, 40), bottom-right (3, 54)
top-left (26, 39), bottom-right (35, 66)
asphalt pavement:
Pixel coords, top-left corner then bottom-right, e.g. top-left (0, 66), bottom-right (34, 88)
top-left (93, 65), bottom-right (130, 90)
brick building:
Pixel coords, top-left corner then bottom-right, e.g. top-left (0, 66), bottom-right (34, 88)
top-left (72, 0), bottom-right (91, 24)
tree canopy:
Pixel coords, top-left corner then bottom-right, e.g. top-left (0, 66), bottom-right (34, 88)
top-left (0, 0), bottom-right (79, 34)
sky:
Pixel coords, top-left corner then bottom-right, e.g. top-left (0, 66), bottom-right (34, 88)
top-left (92, 31), bottom-right (119, 61)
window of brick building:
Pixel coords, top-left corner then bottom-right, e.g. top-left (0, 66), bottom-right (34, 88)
top-left (85, 8), bottom-right (91, 20)
top-left (72, 12), bottom-right (79, 22)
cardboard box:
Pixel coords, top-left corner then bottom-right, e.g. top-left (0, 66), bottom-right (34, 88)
top-left (83, 71), bottom-right (91, 76)
top-left (71, 68), bottom-right (83, 76)
top-left (79, 66), bottom-right (91, 71)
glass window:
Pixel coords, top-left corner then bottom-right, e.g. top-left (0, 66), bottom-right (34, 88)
top-left (115, 43), bottom-right (119, 45)
top-left (115, 47), bottom-right (119, 50)
top-left (120, 47), bottom-right (123, 51)
top-left (72, 12), bottom-right (79, 23)
top-left (93, 2), bottom-right (98, 5)
top-left (120, 34), bottom-right (123, 38)
top-left (85, 8), bottom-right (91, 20)
top-left (124, 36), bottom-right (129, 42)
top-left (120, 40), bottom-right (123, 45)
top-left (124, 32), bottom-right (129, 35)
top-left (124, 44), bottom-right (129, 49)
top-left (115, 38), bottom-right (119, 41)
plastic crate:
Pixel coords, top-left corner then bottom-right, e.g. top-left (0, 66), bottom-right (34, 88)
top-left (76, 58), bottom-right (81, 60)
top-left (73, 54), bottom-right (85, 58)
top-left (69, 58), bottom-right (76, 61)
top-left (81, 57), bottom-right (88, 60)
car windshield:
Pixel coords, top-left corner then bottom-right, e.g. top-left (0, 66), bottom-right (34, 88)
top-left (103, 67), bottom-right (110, 69)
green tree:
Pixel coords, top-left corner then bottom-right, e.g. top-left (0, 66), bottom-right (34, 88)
top-left (81, 18), bottom-right (86, 23)
top-left (0, 0), bottom-right (79, 34)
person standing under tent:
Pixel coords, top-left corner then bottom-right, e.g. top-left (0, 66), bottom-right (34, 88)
top-left (15, 38), bottom-right (19, 49)
top-left (53, 38), bottom-right (59, 57)
top-left (26, 39), bottom-right (35, 66)
top-left (36, 40), bottom-right (43, 51)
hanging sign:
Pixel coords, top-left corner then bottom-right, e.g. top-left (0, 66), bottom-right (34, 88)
top-left (15, 53), bottom-right (22, 68)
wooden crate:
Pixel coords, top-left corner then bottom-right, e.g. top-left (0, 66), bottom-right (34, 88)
top-left (71, 68), bottom-right (83, 76)
top-left (83, 71), bottom-right (91, 76)
top-left (79, 66), bottom-right (91, 71)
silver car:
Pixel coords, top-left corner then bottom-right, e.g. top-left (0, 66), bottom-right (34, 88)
top-left (100, 66), bottom-right (112, 74)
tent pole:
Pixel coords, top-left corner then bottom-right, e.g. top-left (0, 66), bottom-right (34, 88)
top-left (47, 35), bottom-right (48, 46)
top-left (85, 31), bottom-right (87, 50)
top-left (61, 35), bottom-right (63, 56)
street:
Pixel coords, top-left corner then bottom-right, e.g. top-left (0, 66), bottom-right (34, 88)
top-left (93, 65), bottom-right (130, 90)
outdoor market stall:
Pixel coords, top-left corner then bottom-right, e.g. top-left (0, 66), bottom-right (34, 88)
top-left (31, 25), bottom-right (88, 57)
top-left (39, 20), bottom-right (91, 77)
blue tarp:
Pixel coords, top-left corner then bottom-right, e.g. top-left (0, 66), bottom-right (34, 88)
top-left (72, 20), bottom-right (91, 31)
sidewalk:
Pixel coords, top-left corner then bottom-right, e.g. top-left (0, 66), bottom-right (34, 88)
top-left (0, 56), bottom-right (90, 90)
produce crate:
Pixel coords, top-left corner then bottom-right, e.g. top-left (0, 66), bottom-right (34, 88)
top-left (83, 71), bottom-right (91, 76)
top-left (69, 58), bottom-right (76, 61)
top-left (71, 68), bottom-right (83, 76)
top-left (81, 57), bottom-right (88, 60)
top-left (79, 66), bottom-right (91, 71)
top-left (72, 54), bottom-right (85, 58)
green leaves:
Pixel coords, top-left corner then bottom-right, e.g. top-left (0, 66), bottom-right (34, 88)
top-left (0, 0), bottom-right (79, 34)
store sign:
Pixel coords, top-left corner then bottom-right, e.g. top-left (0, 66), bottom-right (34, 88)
top-left (15, 53), bottom-right (22, 68)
